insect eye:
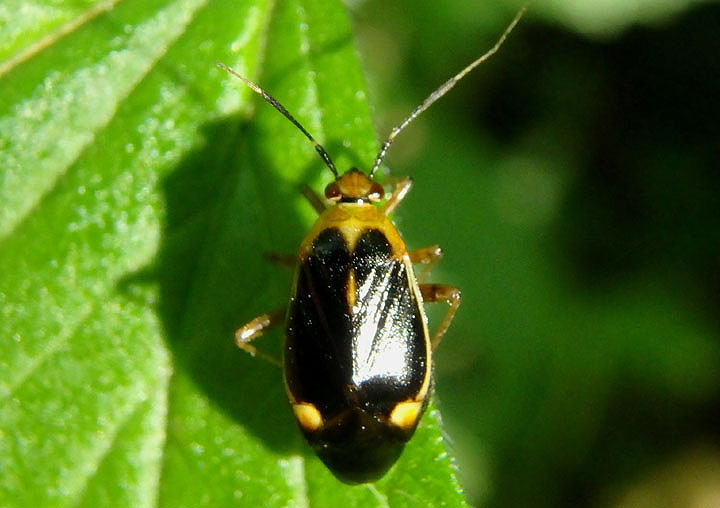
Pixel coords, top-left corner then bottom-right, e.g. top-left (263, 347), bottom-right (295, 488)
top-left (325, 182), bottom-right (342, 201)
top-left (368, 182), bottom-right (384, 202)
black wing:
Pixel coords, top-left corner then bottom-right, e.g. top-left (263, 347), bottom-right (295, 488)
top-left (286, 228), bottom-right (427, 417)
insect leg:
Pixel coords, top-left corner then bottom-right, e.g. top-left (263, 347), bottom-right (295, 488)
top-left (419, 284), bottom-right (461, 350)
top-left (234, 309), bottom-right (285, 366)
top-left (382, 177), bottom-right (413, 215)
top-left (263, 252), bottom-right (296, 268)
top-left (409, 244), bottom-right (443, 283)
top-left (300, 184), bottom-right (326, 214)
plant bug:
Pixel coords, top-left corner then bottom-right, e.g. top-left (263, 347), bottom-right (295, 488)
top-left (220, 8), bottom-right (524, 484)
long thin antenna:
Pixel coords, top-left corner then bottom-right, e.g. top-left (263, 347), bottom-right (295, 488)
top-left (216, 62), bottom-right (339, 178)
top-left (370, 7), bottom-right (526, 177)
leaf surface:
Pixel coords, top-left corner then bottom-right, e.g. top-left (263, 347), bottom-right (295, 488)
top-left (0, 0), bottom-right (467, 506)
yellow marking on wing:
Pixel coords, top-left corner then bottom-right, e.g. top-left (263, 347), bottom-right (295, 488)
top-left (389, 400), bottom-right (424, 430)
top-left (404, 254), bottom-right (433, 401)
top-left (347, 269), bottom-right (357, 312)
top-left (293, 403), bottom-right (324, 432)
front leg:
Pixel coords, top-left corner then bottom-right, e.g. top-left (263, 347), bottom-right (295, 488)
top-left (382, 177), bottom-right (413, 215)
top-left (300, 184), bottom-right (326, 214)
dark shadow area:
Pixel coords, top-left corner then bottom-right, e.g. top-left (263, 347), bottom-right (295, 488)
top-left (155, 115), bottom-right (298, 453)
top-left (144, 115), bottom-right (288, 453)
top-left (143, 116), bottom-right (367, 455)
top-left (479, 6), bottom-right (720, 312)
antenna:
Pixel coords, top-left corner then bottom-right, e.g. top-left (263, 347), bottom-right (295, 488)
top-left (216, 62), bottom-right (340, 178)
top-left (369, 7), bottom-right (526, 177)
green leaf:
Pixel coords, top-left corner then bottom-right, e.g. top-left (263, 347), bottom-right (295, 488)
top-left (0, 0), bottom-right (466, 506)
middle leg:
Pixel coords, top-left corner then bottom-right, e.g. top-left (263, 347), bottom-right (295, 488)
top-left (409, 244), bottom-right (443, 283)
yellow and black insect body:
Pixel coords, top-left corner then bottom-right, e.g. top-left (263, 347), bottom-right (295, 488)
top-left (287, 170), bottom-right (433, 482)
top-left (221, 8), bottom-right (524, 484)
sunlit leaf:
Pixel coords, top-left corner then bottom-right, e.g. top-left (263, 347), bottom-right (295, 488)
top-left (0, 0), bottom-right (467, 506)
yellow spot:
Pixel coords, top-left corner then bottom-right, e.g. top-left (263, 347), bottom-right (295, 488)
top-left (389, 400), bottom-right (423, 430)
top-left (293, 403), bottom-right (323, 432)
top-left (347, 269), bottom-right (357, 311)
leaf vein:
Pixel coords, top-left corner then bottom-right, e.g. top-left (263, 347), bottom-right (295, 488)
top-left (0, 0), bottom-right (127, 79)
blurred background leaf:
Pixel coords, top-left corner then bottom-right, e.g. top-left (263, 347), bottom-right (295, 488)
top-left (3, 0), bottom-right (720, 507)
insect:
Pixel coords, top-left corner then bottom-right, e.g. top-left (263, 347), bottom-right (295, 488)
top-left (219, 8), bottom-right (524, 484)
